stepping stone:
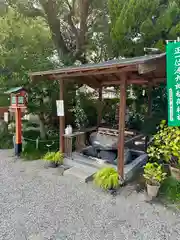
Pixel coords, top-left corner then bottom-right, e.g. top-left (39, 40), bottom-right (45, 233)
top-left (64, 166), bottom-right (97, 182)
top-left (28, 234), bottom-right (43, 240)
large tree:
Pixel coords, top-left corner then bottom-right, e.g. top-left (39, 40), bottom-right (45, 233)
top-left (6, 0), bottom-right (111, 64)
top-left (108, 0), bottom-right (169, 132)
top-left (108, 0), bottom-right (180, 57)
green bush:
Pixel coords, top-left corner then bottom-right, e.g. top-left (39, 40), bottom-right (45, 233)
top-left (93, 167), bottom-right (119, 190)
top-left (23, 130), bottom-right (59, 152)
top-left (23, 130), bottom-right (40, 140)
top-left (147, 120), bottom-right (180, 168)
top-left (160, 177), bottom-right (180, 204)
top-left (127, 113), bottom-right (144, 131)
top-left (39, 137), bottom-right (59, 153)
top-left (102, 99), bottom-right (119, 127)
top-left (43, 151), bottom-right (63, 165)
top-left (0, 134), bottom-right (13, 149)
top-left (26, 122), bottom-right (39, 128)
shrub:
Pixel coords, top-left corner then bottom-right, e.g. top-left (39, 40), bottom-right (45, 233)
top-left (143, 162), bottom-right (167, 186)
top-left (25, 122), bottom-right (39, 128)
top-left (93, 167), bottom-right (119, 190)
top-left (0, 133), bottom-right (13, 149)
top-left (21, 142), bottom-right (43, 160)
top-left (43, 151), bottom-right (63, 165)
top-left (23, 130), bottom-right (40, 140)
top-left (23, 130), bottom-right (59, 153)
top-left (160, 177), bottom-right (180, 204)
top-left (147, 120), bottom-right (180, 168)
top-left (8, 122), bottom-right (15, 134)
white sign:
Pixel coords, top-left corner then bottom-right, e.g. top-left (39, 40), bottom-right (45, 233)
top-left (56, 100), bottom-right (64, 116)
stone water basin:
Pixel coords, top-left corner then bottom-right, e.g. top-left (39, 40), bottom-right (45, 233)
top-left (82, 147), bottom-right (147, 181)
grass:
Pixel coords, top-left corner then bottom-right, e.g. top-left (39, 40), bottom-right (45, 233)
top-left (159, 177), bottom-right (180, 207)
top-left (21, 141), bottom-right (44, 161)
top-left (0, 133), bottom-right (13, 149)
top-left (21, 130), bottom-right (59, 161)
top-left (21, 149), bottom-right (43, 161)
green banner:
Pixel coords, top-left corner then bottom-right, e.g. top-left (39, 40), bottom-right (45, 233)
top-left (166, 42), bottom-right (180, 126)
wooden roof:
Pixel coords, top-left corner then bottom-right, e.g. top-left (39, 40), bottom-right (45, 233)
top-left (5, 87), bottom-right (26, 94)
top-left (29, 53), bottom-right (166, 88)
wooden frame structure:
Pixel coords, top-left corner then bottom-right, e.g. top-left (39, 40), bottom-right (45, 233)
top-left (29, 53), bottom-right (166, 179)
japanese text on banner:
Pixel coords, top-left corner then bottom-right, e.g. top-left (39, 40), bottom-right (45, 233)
top-left (174, 46), bottom-right (180, 121)
top-left (166, 42), bottom-right (180, 126)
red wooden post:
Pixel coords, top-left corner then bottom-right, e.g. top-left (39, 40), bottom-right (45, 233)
top-left (15, 107), bottom-right (22, 155)
top-left (97, 87), bottom-right (102, 127)
top-left (59, 79), bottom-right (65, 153)
top-left (7, 88), bottom-right (27, 156)
top-left (117, 74), bottom-right (127, 179)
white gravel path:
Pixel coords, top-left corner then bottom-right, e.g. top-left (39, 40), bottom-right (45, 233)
top-left (0, 150), bottom-right (179, 240)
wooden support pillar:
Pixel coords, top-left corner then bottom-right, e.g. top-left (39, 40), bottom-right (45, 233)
top-left (117, 74), bottom-right (127, 179)
top-left (59, 79), bottom-right (65, 153)
top-left (147, 84), bottom-right (152, 117)
top-left (15, 108), bottom-right (22, 156)
top-left (97, 87), bottom-right (102, 127)
top-left (145, 83), bottom-right (152, 150)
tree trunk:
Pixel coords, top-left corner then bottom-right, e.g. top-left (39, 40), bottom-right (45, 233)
top-left (39, 113), bottom-right (46, 139)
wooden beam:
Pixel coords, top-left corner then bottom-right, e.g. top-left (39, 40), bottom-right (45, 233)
top-left (59, 79), bottom-right (65, 153)
top-left (129, 79), bottom-right (148, 84)
top-left (138, 62), bottom-right (156, 74)
top-left (113, 74), bottom-right (121, 81)
top-left (94, 75), bottom-right (103, 83)
top-left (30, 64), bottom-right (137, 78)
top-left (117, 73), bottom-right (127, 179)
top-left (87, 76), bottom-right (102, 87)
top-left (102, 79), bottom-right (148, 86)
top-left (145, 83), bottom-right (153, 150)
top-left (79, 76), bottom-right (101, 89)
top-left (48, 65), bottom-right (137, 79)
top-left (97, 87), bottom-right (103, 127)
top-left (102, 77), bottom-right (166, 86)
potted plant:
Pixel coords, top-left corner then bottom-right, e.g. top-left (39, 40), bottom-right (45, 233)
top-left (143, 162), bottom-right (167, 198)
top-left (93, 167), bottom-right (120, 193)
top-left (147, 120), bottom-right (180, 181)
top-left (43, 151), bottom-right (63, 168)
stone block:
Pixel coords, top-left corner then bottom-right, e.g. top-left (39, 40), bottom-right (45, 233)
top-left (99, 150), bottom-right (117, 163)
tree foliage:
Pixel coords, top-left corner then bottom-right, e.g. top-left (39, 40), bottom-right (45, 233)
top-left (6, 0), bottom-right (111, 64)
top-left (0, 9), bottom-right (58, 138)
top-left (0, 0), bottom-right (171, 136)
top-left (0, 8), bottom-right (55, 86)
top-left (109, 0), bottom-right (180, 57)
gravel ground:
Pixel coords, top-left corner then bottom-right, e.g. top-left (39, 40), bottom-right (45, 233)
top-left (0, 150), bottom-right (179, 240)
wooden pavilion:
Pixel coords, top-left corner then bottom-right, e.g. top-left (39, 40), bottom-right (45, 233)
top-left (29, 53), bottom-right (166, 179)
